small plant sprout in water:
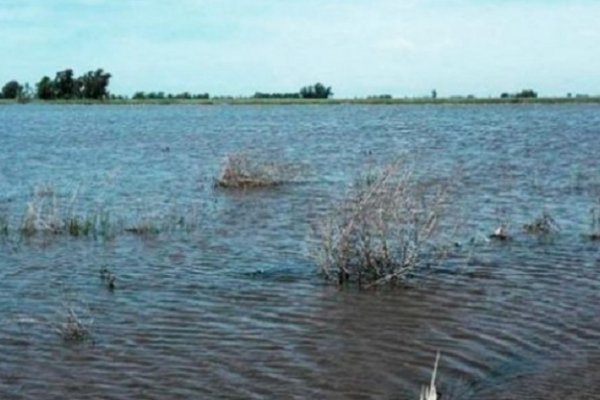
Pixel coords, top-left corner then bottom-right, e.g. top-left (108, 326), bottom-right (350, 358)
top-left (99, 266), bottom-right (116, 291)
top-left (56, 305), bottom-right (94, 343)
top-left (419, 352), bottom-right (441, 400)
top-left (522, 211), bottom-right (560, 235)
top-left (590, 198), bottom-right (600, 241)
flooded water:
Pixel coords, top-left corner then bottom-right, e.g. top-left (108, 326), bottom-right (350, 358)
top-left (1, 104), bottom-right (600, 399)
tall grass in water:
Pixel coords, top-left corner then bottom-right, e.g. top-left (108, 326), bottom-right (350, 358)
top-left (313, 163), bottom-right (450, 287)
top-left (19, 184), bottom-right (101, 237)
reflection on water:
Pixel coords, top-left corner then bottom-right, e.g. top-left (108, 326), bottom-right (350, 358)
top-left (1, 104), bottom-right (600, 399)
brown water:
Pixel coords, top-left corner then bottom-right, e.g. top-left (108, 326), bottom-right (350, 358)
top-left (1, 104), bottom-right (600, 399)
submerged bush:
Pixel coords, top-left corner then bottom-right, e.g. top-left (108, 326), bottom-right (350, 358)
top-left (214, 152), bottom-right (301, 189)
top-left (312, 163), bottom-right (450, 287)
top-left (55, 306), bottom-right (93, 343)
top-left (523, 211), bottom-right (560, 235)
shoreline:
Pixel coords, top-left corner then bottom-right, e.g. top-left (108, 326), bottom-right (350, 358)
top-left (1, 97), bottom-right (600, 106)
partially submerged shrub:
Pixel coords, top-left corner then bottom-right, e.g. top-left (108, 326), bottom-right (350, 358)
top-left (313, 163), bottom-right (450, 287)
top-left (523, 211), bottom-right (560, 235)
top-left (56, 306), bottom-right (93, 343)
top-left (214, 152), bottom-right (299, 189)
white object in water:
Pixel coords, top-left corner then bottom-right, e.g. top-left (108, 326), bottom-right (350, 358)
top-left (419, 351), bottom-right (440, 400)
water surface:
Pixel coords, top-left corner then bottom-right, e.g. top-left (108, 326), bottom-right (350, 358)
top-left (1, 104), bottom-right (600, 399)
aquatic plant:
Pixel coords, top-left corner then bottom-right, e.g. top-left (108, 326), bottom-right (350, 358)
top-left (589, 198), bottom-right (600, 241)
top-left (419, 352), bottom-right (441, 400)
top-left (489, 225), bottom-right (510, 241)
top-left (55, 306), bottom-right (93, 343)
top-left (124, 218), bottom-right (161, 236)
top-left (20, 189), bottom-right (64, 236)
top-left (66, 215), bottom-right (95, 237)
top-left (0, 214), bottom-right (8, 236)
top-left (313, 162), bottom-right (450, 287)
top-left (214, 152), bottom-right (297, 189)
top-left (523, 211), bottom-right (560, 235)
top-left (100, 267), bottom-right (116, 291)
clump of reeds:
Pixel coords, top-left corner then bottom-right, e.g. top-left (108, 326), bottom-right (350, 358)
top-left (55, 306), bottom-right (93, 343)
top-left (312, 163), bottom-right (450, 287)
top-left (124, 218), bottom-right (161, 236)
top-left (18, 184), bottom-right (117, 239)
top-left (21, 188), bottom-right (64, 235)
top-left (214, 152), bottom-right (293, 189)
top-left (523, 211), bottom-right (560, 235)
top-left (20, 184), bottom-right (85, 236)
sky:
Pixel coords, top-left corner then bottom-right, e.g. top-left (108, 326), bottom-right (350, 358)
top-left (1, 0), bottom-right (599, 98)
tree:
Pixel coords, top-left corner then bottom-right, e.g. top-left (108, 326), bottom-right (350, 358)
top-left (300, 82), bottom-right (333, 99)
top-left (36, 76), bottom-right (55, 100)
top-left (53, 69), bottom-right (79, 99)
top-left (79, 69), bottom-right (111, 99)
top-left (515, 89), bottom-right (537, 99)
top-left (2, 80), bottom-right (23, 99)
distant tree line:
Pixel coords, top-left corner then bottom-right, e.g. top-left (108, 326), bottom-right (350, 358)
top-left (0, 68), bottom-right (111, 100)
top-left (132, 91), bottom-right (210, 100)
top-left (500, 89), bottom-right (538, 99)
top-left (253, 83), bottom-right (333, 99)
top-left (366, 94), bottom-right (393, 100)
top-left (253, 92), bottom-right (300, 99)
top-left (37, 69), bottom-right (111, 100)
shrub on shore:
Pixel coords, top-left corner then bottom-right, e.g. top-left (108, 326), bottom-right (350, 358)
top-left (312, 162), bottom-right (450, 287)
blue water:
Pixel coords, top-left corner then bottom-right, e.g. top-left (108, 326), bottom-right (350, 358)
top-left (1, 104), bottom-right (600, 399)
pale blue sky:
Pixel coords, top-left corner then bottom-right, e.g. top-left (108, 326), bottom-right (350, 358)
top-left (1, 0), bottom-right (599, 97)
